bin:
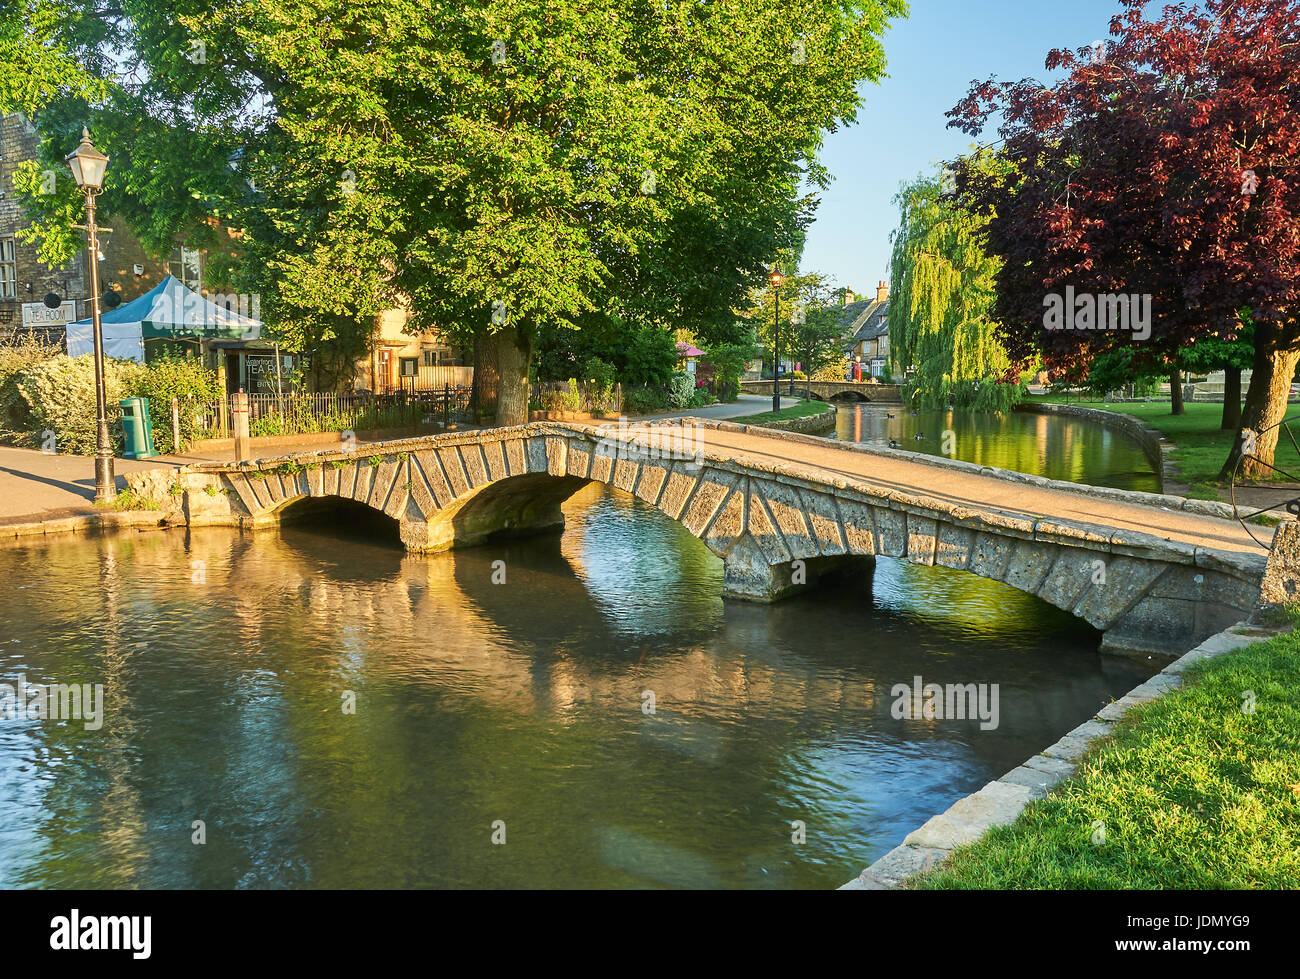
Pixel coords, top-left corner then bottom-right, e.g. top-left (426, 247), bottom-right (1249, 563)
top-left (120, 397), bottom-right (158, 459)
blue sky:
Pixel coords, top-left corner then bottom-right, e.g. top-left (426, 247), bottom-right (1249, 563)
top-left (802, 0), bottom-right (1127, 293)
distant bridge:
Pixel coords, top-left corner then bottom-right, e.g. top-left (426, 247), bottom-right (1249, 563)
top-left (739, 379), bottom-right (903, 402)
top-left (126, 419), bottom-right (1268, 658)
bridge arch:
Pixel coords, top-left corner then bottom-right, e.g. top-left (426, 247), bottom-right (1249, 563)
top-left (137, 421), bottom-right (1263, 658)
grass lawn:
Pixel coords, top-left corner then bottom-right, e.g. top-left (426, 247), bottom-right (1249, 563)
top-left (910, 627), bottom-right (1300, 889)
top-left (729, 399), bottom-right (831, 425)
top-left (1025, 396), bottom-right (1300, 496)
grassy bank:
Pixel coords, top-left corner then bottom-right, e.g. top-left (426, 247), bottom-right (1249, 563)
top-left (1025, 396), bottom-right (1300, 494)
top-left (911, 627), bottom-right (1300, 889)
top-left (729, 399), bottom-right (830, 425)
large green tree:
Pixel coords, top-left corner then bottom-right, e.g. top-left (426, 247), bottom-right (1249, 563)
top-left (11, 0), bottom-right (908, 425)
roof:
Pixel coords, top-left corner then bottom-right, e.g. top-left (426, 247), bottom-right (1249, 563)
top-left (676, 341), bottom-right (705, 358)
top-left (72, 275), bottom-right (261, 337)
top-left (852, 300), bottom-right (890, 342)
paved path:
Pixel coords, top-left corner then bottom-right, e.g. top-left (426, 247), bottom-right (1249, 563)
top-left (0, 439), bottom-right (358, 524)
top-left (685, 425), bottom-right (1267, 557)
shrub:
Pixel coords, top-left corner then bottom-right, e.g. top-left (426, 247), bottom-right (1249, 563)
top-left (667, 371), bottom-right (695, 409)
top-left (132, 354), bottom-right (223, 453)
top-left (15, 354), bottom-right (144, 454)
top-left (0, 331), bottom-right (61, 437)
top-left (624, 385), bottom-right (669, 414)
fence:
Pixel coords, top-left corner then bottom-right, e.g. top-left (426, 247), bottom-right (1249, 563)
top-left (530, 380), bottom-right (622, 415)
top-left (192, 388), bottom-right (472, 442)
top-left (382, 365), bottom-right (474, 393)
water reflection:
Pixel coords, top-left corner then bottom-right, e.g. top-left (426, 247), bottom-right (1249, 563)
top-left (0, 484), bottom-right (1151, 889)
top-left (834, 403), bottom-right (1161, 492)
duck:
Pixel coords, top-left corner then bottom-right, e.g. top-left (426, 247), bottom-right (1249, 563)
top-left (887, 438), bottom-right (901, 448)
top-left (914, 433), bottom-right (924, 441)
top-left (886, 412), bottom-right (896, 419)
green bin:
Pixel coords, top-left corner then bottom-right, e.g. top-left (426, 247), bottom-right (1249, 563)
top-left (120, 397), bottom-right (158, 459)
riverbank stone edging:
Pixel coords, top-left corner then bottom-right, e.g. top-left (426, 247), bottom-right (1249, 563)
top-left (0, 508), bottom-right (170, 542)
top-left (1014, 401), bottom-right (1183, 498)
top-left (838, 619), bottom-right (1284, 890)
top-left (742, 402), bottom-right (837, 435)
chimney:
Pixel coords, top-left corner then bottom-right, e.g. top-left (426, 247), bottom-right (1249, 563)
top-left (842, 289), bottom-right (855, 306)
top-left (877, 281), bottom-right (889, 303)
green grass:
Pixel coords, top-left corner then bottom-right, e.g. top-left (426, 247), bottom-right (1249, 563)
top-left (910, 628), bottom-right (1300, 889)
top-left (729, 399), bottom-right (831, 425)
top-left (1027, 396), bottom-right (1300, 487)
top-left (94, 488), bottom-right (162, 511)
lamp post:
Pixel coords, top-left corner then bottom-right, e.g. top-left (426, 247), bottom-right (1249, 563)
top-left (771, 270), bottom-right (783, 413)
top-left (66, 129), bottom-right (114, 503)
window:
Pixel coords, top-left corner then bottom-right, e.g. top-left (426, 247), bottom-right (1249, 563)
top-left (167, 245), bottom-right (201, 291)
top-left (0, 238), bottom-right (16, 299)
top-left (399, 357), bottom-right (418, 377)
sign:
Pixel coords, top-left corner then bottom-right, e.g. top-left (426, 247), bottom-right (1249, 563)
top-left (22, 301), bottom-right (76, 329)
top-left (244, 354), bottom-right (280, 394)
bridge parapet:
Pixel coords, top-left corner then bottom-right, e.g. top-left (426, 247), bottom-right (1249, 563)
top-left (125, 419), bottom-right (1266, 658)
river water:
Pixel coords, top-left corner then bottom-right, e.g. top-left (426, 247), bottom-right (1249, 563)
top-left (0, 408), bottom-right (1159, 889)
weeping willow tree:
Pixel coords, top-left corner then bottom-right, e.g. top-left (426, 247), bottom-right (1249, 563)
top-left (887, 163), bottom-right (1022, 411)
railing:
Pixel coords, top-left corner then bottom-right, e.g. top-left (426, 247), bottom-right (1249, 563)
top-left (530, 380), bottom-right (622, 414)
top-left (379, 365), bottom-right (474, 393)
top-left (191, 388), bottom-right (473, 443)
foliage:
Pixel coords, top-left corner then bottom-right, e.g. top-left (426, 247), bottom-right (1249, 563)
top-left (17, 0), bottom-right (908, 426)
top-left (947, 0), bottom-right (1300, 470)
top-left (667, 371), bottom-right (696, 409)
top-left (131, 355), bottom-right (223, 453)
top-left (0, 330), bottom-right (61, 435)
top-left (13, 354), bottom-right (142, 454)
top-left (582, 357), bottom-right (616, 401)
top-left (707, 342), bottom-right (757, 402)
top-left (623, 385), bottom-right (670, 414)
top-left (536, 315), bottom-right (678, 388)
top-left (887, 160), bottom-right (1018, 411)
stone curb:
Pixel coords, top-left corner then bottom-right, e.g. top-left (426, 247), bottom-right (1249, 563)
top-left (0, 509), bottom-right (170, 543)
top-left (837, 619), bottom-right (1284, 891)
top-left (733, 402), bottom-right (837, 435)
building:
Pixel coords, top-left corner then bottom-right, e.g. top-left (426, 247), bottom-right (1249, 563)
top-left (4, 112), bottom-right (471, 395)
top-left (358, 305), bottom-right (471, 394)
top-left (835, 281), bottom-right (891, 378)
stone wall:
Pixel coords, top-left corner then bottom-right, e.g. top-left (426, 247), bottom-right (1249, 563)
top-left (1015, 401), bottom-right (1171, 493)
top-left (747, 403), bottom-right (836, 435)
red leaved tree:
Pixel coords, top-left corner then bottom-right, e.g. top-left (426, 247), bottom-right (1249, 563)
top-left (947, 0), bottom-right (1300, 477)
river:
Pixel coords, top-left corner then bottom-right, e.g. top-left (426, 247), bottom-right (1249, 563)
top-left (0, 407), bottom-right (1159, 888)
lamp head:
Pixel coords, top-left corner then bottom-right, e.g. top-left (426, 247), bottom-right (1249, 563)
top-left (66, 128), bottom-right (109, 192)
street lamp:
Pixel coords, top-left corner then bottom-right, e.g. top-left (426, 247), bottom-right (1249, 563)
top-left (66, 129), bottom-right (115, 503)
top-left (771, 270), bottom-right (783, 413)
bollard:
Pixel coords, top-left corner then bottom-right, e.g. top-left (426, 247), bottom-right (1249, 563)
top-left (171, 397), bottom-right (180, 455)
top-left (231, 390), bottom-right (250, 462)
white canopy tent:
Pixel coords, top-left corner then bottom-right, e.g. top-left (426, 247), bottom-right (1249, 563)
top-left (66, 275), bottom-right (261, 363)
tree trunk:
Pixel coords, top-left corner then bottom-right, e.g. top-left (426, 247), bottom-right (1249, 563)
top-left (493, 324), bottom-right (533, 428)
top-left (1220, 339), bottom-right (1300, 479)
top-left (1220, 366), bottom-right (1242, 430)
top-left (473, 330), bottom-right (501, 423)
top-left (1169, 369), bottom-right (1185, 415)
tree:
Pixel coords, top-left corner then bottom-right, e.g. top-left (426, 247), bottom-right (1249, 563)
top-left (14, 0), bottom-right (908, 426)
top-left (738, 267), bottom-right (838, 377)
top-left (948, 0), bottom-right (1300, 477)
top-left (887, 161), bottom-right (1020, 410)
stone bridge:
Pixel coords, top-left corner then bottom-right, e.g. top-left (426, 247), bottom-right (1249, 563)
top-left (125, 418), bottom-right (1269, 658)
top-left (738, 379), bottom-right (903, 402)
